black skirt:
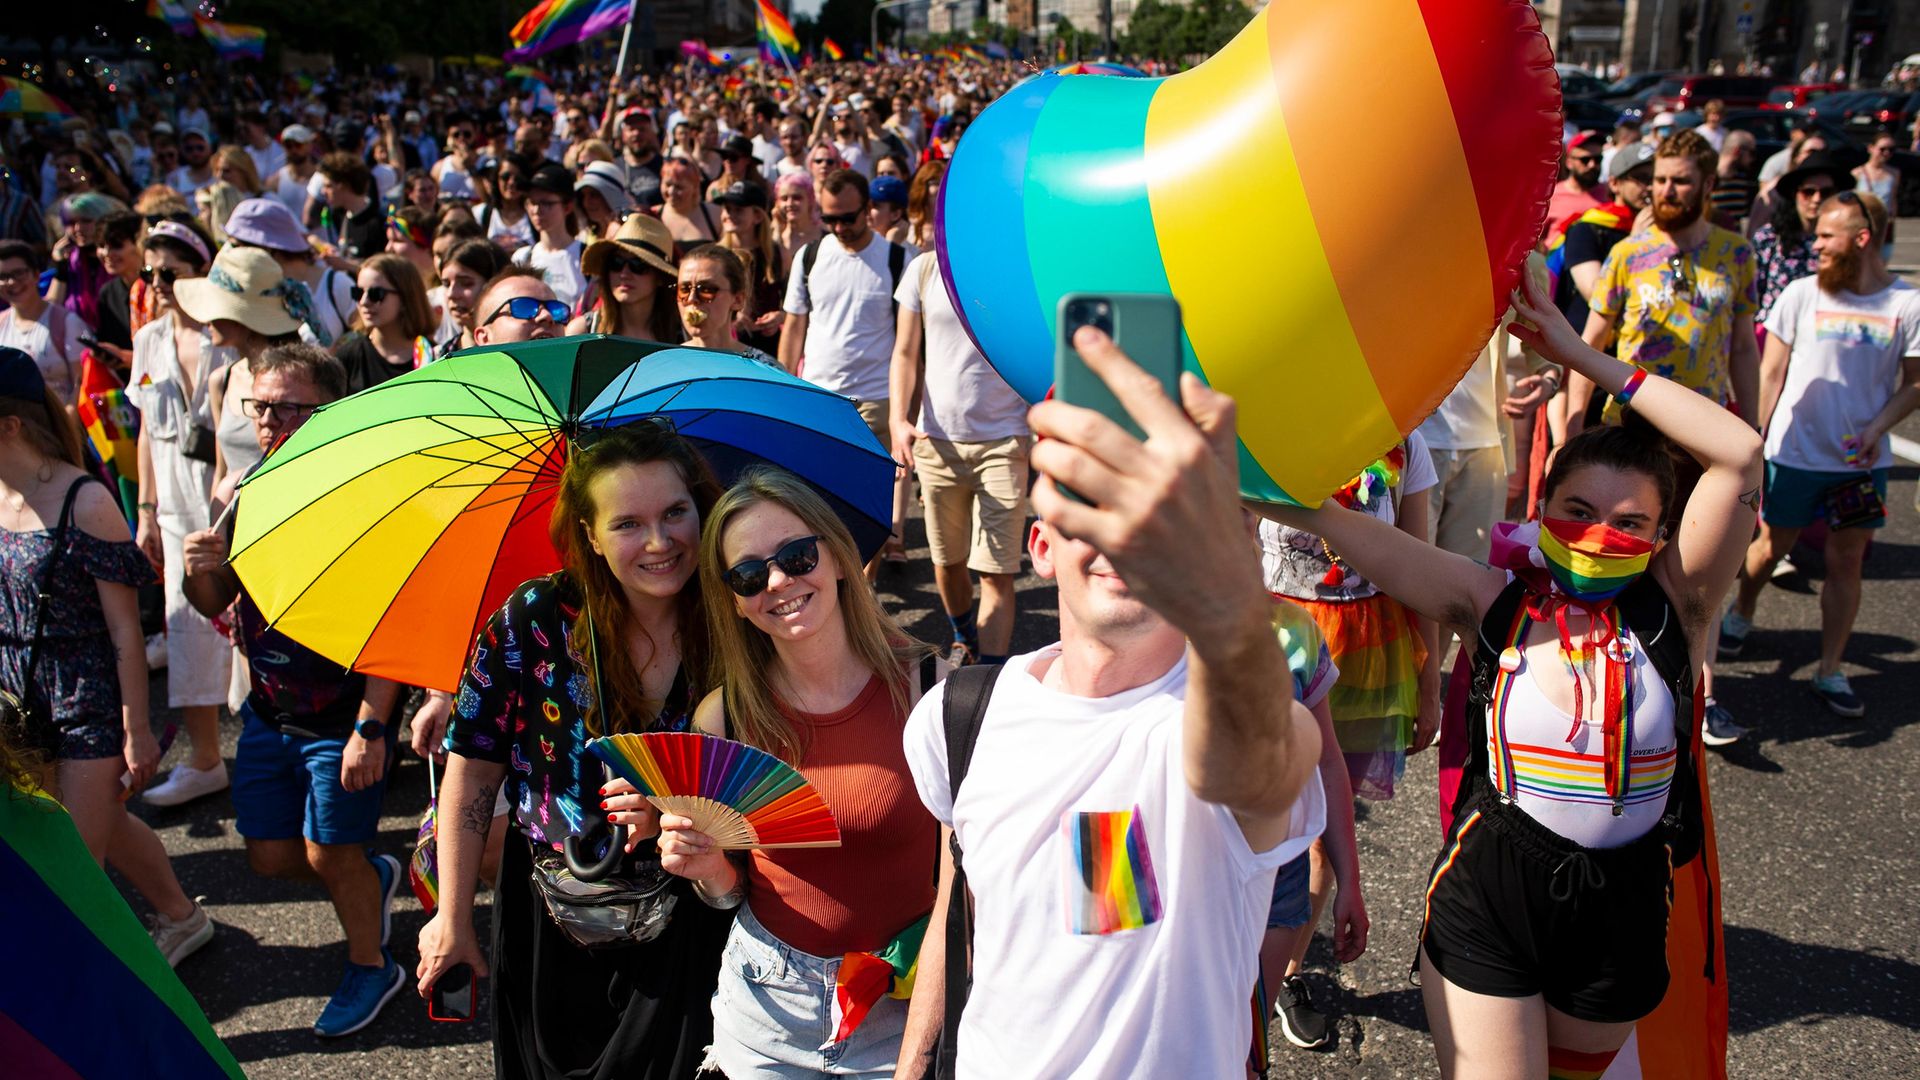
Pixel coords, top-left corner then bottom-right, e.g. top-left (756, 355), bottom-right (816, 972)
top-left (493, 831), bottom-right (734, 1080)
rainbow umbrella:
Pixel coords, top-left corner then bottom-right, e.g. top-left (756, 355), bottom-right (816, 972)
top-left (1050, 61), bottom-right (1147, 77)
top-left (0, 782), bottom-right (244, 1078)
top-left (227, 337), bottom-right (891, 693)
top-left (0, 77), bottom-right (74, 119)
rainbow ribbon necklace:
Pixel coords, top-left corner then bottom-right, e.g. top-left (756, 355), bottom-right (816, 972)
top-left (1487, 594), bottom-right (1635, 815)
top-left (1319, 445), bottom-right (1406, 587)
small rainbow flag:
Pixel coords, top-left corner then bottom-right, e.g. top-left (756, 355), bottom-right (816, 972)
top-left (507, 0), bottom-right (633, 62)
top-left (194, 15), bottom-right (266, 60)
top-left (76, 353), bottom-right (140, 526)
top-left (146, 0), bottom-right (197, 37)
top-left (0, 783), bottom-right (246, 1078)
top-left (823, 37), bottom-right (845, 61)
top-left (1062, 806), bottom-right (1162, 935)
top-left (827, 915), bottom-right (925, 1046)
top-left (756, 0), bottom-right (801, 63)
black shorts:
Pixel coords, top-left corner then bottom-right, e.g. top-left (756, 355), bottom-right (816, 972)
top-left (1419, 782), bottom-right (1676, 1024)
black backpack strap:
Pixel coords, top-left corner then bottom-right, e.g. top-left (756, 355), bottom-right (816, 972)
top-left (800, 240), bottom-right (820, 296)
top-left (936, 663), bottom-right (1000, 1080)
top-left (887, 241), bottom-right (906, 318)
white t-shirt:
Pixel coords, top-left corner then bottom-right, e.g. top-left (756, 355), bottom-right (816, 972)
top-left (245, 141), bottom-right (287, 182)
top-left (270, 166), bottom-right (311, 221)
top-left (1417, 347), bottom-right (1503, 451)
top-left (512, 239), bottom-right (587, 311)
top-left (752, 134), bottom-right (785, 175)
top-left (894, 251), bottom-right (1029, 442)
top-left (1761, 277), bottom-right (1920, 471)
top-left (167, 165), bottom-right (215, 198)
top-left (903, 650), bottom-right (1325, 1080)
top-left (783, 233), bottom-right (912, 401)
top-left (0, 305), bottom-right (89, 403)
top-left (835, 139), bottom-right (873, 179)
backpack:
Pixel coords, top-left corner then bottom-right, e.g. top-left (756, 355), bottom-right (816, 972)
top-left (933, 662), bottom-right (1001, 1080)
top-left (1462, 574), bottom-right (1707, 869)
top-left (801, 238), bottom-right (908, 318)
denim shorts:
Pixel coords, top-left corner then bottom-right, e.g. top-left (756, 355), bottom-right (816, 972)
top-left (705, 901), bottom-right (909, 1078)
top-left (1266, 850), bottom-right (1313, 930)
top-left (231, 703), bottom-right (392, 847)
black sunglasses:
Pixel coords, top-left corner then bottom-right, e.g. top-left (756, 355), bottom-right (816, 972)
top-left (723, 535), bottom-right (822, 597)
top-left (140, 266), bottom-right (178, 286)
top-left (819, 210), bottom-right (863, 226)
top-left (483, 295), bottom-right (572, 325)
top-left (350, 285), bottom-right (393, 304)
top-left (606, 253), bottom-right (653, 277)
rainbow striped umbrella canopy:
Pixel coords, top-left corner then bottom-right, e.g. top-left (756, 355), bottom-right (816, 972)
top-left (938, 0), bottom-right (1560, 507)
top-left (0, 77), bottom-right (74, 119)
top-left (228, 337), bottom-right (892, 692)
top-left (1, 785), bottom-right (244, 1078)
top-left (1050, 62), bottom-right (1147, 76)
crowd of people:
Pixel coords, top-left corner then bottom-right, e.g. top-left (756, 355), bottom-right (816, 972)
top-left (0, 45), bottom-right (1916, 1080)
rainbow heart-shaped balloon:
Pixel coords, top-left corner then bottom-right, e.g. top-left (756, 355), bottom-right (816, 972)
top-left (937, 0), bottom-right (1562, 505)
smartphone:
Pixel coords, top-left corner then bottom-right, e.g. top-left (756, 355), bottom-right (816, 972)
top-left (428, 963), bottom-right (475, 1023)
top-left (1052, 293), bottom-right (1185, 503)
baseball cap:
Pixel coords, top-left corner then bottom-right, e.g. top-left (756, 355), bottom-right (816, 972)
top-left (719, 134), bottom-right (755, 160)
top-left (404, 109), bottom-right (423, 124)
top-left (151, 121), bottom-right (175, 136)
top-left (1567, 130), bottom-right (1604, 151)
top-left (1608, 141), bottom-right (1656, 182)
top-left (619, 105), bottom-right (654, 125)
top-left (0, 347), bottom-right (47, 405)
top-left (280, 123), bottom-right (315, 144)
top-left (527, 162), bottom-right (574, 197)
top-left (869, 175), bottom-right (907, 207)
top-left (712, 180), bottom-right (770, 210)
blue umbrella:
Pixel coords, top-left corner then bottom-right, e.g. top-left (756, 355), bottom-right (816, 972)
top-left (581, 349), bottom-right (896, 559)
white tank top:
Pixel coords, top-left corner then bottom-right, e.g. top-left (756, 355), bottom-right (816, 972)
top-left (436, 157), bottom-right (476, 201)
top-left (1488, 627), bottom-right (1677, 849)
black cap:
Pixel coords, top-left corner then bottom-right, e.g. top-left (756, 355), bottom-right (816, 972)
top-left (527, 162), bottom-right (574, 197)
top-left (712, 180), bottom-right (770, 210)
top-left (720, 134), bottom-right (756, 160)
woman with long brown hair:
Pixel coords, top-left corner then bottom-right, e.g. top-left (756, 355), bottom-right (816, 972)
top-left (905, 160), bottom-right (945, 252)
top-left (332, 252), bottom-right (438, 394)
top-left (568, 214), bottom-right (684, 342)
top-left (659, 467), bottom-right (938, 1076)
top-left (715, 183), bottom-right (785, 354)
top-left (417, 420), bottom-right (733, 1080)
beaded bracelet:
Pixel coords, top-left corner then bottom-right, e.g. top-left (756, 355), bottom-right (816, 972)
top-left (1615, 367), bottom-right (1648, 407)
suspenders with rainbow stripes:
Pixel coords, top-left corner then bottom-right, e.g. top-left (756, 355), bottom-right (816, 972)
top-left (1485, 593), bottom-right (1636, 816)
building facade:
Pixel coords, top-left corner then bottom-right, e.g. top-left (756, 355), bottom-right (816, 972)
top-left (1544, 0), bottom-right (1920, 82)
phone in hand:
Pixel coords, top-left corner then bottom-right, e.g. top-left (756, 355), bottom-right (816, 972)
top-left (1052, 292), bottom-right (1185, 504)
top-left (428, 962), bottom-right (475, 1023)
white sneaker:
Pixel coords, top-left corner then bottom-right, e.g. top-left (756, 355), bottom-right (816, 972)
top-left (145, 633), bottom-right (168, 670)
top-left (149, 898), bottom-right (215, 967)
top-left (141, 760), bottom-right (230, 808)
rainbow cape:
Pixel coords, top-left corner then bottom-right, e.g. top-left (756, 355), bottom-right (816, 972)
top-left (76, 354), bottom-right (140, 526)
top-left (1542, 201), bottom-right (1631, 288)
top-left (756, 0), bottom-right (800, 65)
top-left (0, 785), bottom-right (244, 1077)
top-left (193, 15), bottom-right (266, 60)
top-left (507, 0), bottom-right (633, 62)
top-left (826, 914), bottom-right (925, 1047)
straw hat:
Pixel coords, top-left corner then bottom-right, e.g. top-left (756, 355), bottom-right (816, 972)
top-left (581, 213), bottom-right (678, 279)
top-left (173, 245), bottom-right (303, 337)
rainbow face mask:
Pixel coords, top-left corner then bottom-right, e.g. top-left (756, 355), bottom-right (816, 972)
top-left (1538, 517), bottom-right (1656, 602)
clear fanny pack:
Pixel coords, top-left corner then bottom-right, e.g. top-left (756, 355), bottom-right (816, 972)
top-left (528, 841), bottom-right (678, 949)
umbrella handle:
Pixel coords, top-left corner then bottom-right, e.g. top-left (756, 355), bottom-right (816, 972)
top-left (564, 820), bottom-right (628, 882)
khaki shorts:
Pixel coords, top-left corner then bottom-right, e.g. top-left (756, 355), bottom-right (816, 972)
top-left (913, 434), bottom-right (1032, 575)
top-left (855, 398), bottom-right (892, 453)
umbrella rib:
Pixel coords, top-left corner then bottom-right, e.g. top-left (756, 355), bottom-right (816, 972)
top-left (601, 404), bottom-right (897, 465)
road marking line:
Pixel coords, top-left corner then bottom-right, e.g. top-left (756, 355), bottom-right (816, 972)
top-left (1893, 434), bottom-right (1920, 465)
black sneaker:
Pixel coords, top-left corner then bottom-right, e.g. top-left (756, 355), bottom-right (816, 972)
top-left (1701, 701), bottom-right (1748, 747)
top-left (1274, 974), bottom-right (1333, 1050)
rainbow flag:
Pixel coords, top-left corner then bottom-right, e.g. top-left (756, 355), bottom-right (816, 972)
top-left (507, 0), bottom-right (633, 62)
top-left (0, 783), bottom-right (245, 1078)
top-left (829, 915), bottom-right (925, 1046)
top-left (862, 46), bottom-right (877, 62)
top-left (194, 15), bottom-right (266, 60)
top-left (146, 0), bottom-right (197, 37)
top-left (76, 353), bottom-right (140, 526)
top-left (823, 37), bottom-right (845, 61)
top-left (756, 0), bottom-right (801, 65)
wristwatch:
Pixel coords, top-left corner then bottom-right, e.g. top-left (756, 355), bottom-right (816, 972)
top-left (354, 717), bottom-right (387, 741)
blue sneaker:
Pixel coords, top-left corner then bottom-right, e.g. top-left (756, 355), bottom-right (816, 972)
top-left (313, 952), bottom-right (406, 1038)
top-left (370, 852), bottom-right (401, 948)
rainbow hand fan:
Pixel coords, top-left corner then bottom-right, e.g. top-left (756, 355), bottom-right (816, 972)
top-left (586, 732), bottom-right (842, 850)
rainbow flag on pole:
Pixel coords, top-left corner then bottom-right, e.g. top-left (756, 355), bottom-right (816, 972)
top-left (507, 0), bottom-right (634, 61)
top-left (756, 0), bottom-right (801, 65)
top-left (0, 784), bottom-right (245, 1078)
top-left (146, 0), bottom-right (197, 37)
top-left (193, 15), bottom-right (266, 60)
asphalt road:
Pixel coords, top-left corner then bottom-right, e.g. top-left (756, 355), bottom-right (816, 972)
top-left (118, 235), bottom-right (1920, 1078)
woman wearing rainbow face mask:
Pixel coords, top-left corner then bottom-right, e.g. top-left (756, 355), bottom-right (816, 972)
top-left (1258, 268), bottom-right (1761, 1079)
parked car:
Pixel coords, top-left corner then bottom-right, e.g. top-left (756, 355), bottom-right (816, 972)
top-left (1806, 90), bottom-right (1879, 125)
top-left (1837, 91), bottom-right (1920, 138)
top-left (1564, 97), bottom-right (1625, 135)
top-left (1555, 65), bottom-right (1614, 101)
top-left (1603, 71), bottom-right (1679, 104)
top-left (1646, 74), bottom-right (1777, 113)
top-left (1762, 83), bottom-right (1843, 110)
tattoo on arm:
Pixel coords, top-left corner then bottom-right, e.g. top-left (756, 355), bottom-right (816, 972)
top-left (460, 782), bottom-right (499, 837)
top-left (1738, 486), bottom-right (1761, 510)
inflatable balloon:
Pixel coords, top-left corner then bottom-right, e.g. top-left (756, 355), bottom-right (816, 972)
top-left (937, 0), bottom-right (1562, 505)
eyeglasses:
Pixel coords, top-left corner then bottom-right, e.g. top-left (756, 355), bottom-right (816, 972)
top-left (0, 269), bottom-right (31, 286)
top-left (675, 281), bottom-right (722, 301)
top-left (1797, 184), bottom-right (1836, 198)
top-left (140, 266), bottom-right (179, 286)
top-left (483, 296), bottom-right (571, 325)
top-left (723, 535), bottom-right (821, 597)
top-left (1568, 154), bottom-right (1599, 166)
top-left (820, 210), bottom-right (863, 226)
top-left (350, 285), bottom-right (394, 304)
top-left (606, 253), bottom-right (652, 277)
top-left (241, 398), bottom-right (321, 420)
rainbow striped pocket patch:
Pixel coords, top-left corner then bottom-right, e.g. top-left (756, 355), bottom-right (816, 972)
top-left (1062, 806), bottom-right (1163, 935)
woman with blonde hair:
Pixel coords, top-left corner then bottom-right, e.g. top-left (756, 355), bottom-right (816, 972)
top-left (659, 466), bottom-right (938, 1077)
top-left (212, 146), bottom-right (265, 198)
